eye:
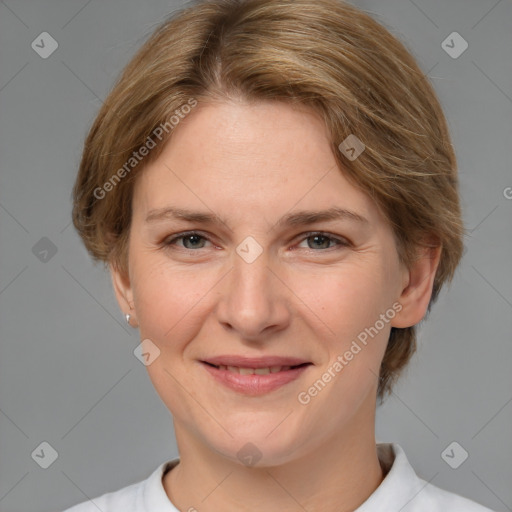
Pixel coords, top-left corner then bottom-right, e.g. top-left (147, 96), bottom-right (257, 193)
top-left (163, 231), bottom-right (211, 250)
top-left (295, 232), bottom-right (350, 251)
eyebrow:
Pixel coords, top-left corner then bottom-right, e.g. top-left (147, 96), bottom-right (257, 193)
top-left (145, 206), bottom-right (368, 229)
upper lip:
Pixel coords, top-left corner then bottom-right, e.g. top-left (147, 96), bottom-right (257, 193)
top-left (201, 355), bottom-right (311, 368)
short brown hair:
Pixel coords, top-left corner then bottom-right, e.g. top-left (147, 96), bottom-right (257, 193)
top-left (72, 0), bottom-right (464, 402)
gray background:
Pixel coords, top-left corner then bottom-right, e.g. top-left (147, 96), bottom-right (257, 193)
top-left (0, 0), bottom-right (511, 511)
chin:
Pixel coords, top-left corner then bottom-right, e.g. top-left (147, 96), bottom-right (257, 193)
top-left (204, 425), bottom-right (308, 468)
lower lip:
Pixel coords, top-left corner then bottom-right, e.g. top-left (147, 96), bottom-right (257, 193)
top-left (200, 362), bottom-right (312, 395)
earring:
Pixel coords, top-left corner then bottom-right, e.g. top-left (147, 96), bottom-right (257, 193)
top-left (125, 313), bottom-right (131, 324)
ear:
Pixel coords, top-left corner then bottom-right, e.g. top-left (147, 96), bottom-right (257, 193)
top-left (109, 260), bottom-right (138, 328)
top-left (391, 241), bottom-right (442, 328)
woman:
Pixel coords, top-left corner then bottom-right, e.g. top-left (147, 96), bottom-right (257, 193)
top-left (64, 0), bottom-right (494, 510)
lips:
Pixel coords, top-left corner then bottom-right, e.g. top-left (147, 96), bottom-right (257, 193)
top-left (200, 355), bottom-right (313, 395)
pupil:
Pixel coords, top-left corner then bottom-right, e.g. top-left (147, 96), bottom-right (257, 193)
top-left (310, 235), bottom-right (328, 249)
top-left (185, 235), bottom-right (203, 248)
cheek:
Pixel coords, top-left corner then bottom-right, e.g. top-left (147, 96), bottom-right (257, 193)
top-left (294, 263), bottom-right (393, 397)
top-left (130, 259), bottom-right (217, 418)
top-left (131, 256), bottom-right (217, 344)
top-left (294, 267), bottom-right (392, 414)
top-left (297, 264), bottom-right (390, 335)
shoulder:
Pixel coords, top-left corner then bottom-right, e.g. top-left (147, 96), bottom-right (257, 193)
top-left (360, 443), bottom-right (496, 512)
top-left (414, 480), bottom-right (496, 511)
top-left (61, 459), bottom-right (180, 512)
top-left (62, 479), bottom-right (143, 512)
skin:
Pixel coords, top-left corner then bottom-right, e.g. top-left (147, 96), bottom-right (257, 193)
top-left (110, 99), bottom-right (441, 512)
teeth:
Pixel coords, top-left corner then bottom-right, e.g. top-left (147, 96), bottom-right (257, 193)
top-left (216, 365), bottom-right (293, 374)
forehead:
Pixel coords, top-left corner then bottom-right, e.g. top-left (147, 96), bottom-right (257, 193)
top-left (132, 100), bottom-right (384, 228)
top-left (166, 99), bottom-right (334, 174)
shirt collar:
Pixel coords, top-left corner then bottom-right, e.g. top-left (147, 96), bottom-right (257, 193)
top-left (143, 457), bottom-right (180, 511)
top-left (356, 443), bottom-right (428, 511)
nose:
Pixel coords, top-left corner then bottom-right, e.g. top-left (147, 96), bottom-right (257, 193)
top-left (215, 247), bottom-right (291, 342)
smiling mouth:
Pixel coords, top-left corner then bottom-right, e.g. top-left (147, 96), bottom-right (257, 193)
top-left (199, 358), bottom-right (313, 395)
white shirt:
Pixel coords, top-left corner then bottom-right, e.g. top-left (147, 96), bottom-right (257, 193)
top-left (63, 443), bottom-right (495, 511)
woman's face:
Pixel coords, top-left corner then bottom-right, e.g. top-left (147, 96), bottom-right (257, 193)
top-left (112, 100), bottom-right (415, 466)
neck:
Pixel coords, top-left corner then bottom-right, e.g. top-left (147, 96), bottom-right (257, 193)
top-left (163, 403), bottom-right (385, 511)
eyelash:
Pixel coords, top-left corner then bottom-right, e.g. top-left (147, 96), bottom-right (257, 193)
top-left (162, 230), bottom-right (350, 253)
